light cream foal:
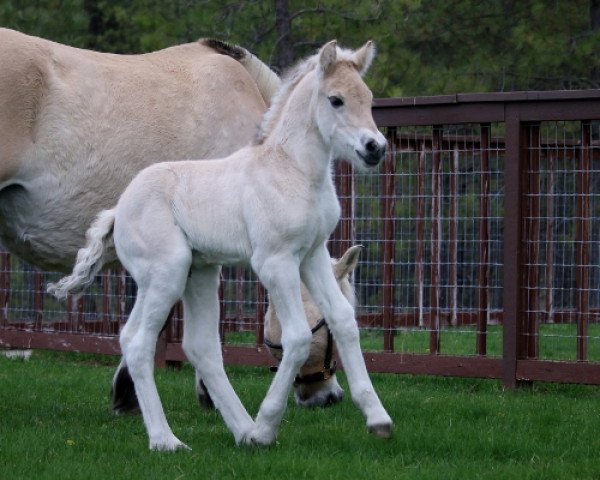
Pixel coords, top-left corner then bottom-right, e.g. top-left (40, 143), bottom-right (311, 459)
top-left (49, 40), bottom-right (392, 450)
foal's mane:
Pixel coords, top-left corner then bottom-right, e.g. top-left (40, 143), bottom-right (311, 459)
top-left (254, 54), bottom-right (319, 145)
top-left (254, 43), bottom-right (366, 145)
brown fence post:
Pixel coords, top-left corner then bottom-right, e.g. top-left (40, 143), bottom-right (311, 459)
top-left (429, 126), bottom-right (443, 354)
top-left (502, 111), bottom-right (524, 388)
top-left (477, 124), bottom-right (491, 355)
top-left (381, 128), bottom-right (397, 352)
top-left (331, 161), bottom-right (354, 259)
top-left (33, 271), bottom-right (43, 330)
top-left (155, 328), bottom-right (168, 369)
top-left (0, 252), bottom-right (9, 325)
top-left (255, 282), bottom-right (266, 346)
top-left (416, 144), bottom-right (426, 328)
top-left (576, 121), bottom-right (592, 361)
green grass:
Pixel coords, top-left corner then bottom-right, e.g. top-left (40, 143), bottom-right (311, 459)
top-left (2, 351), bottom-right (600, 479)
top-left (227, 323), bottom-right (600, 361)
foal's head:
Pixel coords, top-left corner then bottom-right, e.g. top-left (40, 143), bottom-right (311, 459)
top-left (315, 40), bottom-right (387, 171)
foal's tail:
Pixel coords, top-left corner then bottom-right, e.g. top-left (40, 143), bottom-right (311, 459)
top-left (201, 38), bottom-right (281, 106)
top-left (47, 209), bottom-right (116, 299)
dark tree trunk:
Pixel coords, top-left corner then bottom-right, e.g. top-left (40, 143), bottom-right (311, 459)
top-left (592, 0), bottom-right (600, 84)
top-left (275, 0), bottom-right (295, 72)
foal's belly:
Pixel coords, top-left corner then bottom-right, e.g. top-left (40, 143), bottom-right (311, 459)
top-left (188, 225), bottom-right (252, 267)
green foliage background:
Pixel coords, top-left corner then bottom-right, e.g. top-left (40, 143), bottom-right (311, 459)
top-left (1, 0), bottom-right (598, 97)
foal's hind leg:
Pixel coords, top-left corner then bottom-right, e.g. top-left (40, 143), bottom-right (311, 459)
top-left (119, 254), bottom-right (191, 451)
top-left (300, 245), bottom-right (393, 437)
top-left (181, 265), bottom-right (255, 444)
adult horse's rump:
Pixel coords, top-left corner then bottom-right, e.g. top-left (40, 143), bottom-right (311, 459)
top-left (0, 28), bottom-right (278, 271)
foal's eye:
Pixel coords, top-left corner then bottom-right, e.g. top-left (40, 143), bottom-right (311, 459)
top-left (328, 96), bottom-right (344, 108)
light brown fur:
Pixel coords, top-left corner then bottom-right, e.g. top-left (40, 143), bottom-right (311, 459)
top-left (0, 28), bottom-right (278, 271)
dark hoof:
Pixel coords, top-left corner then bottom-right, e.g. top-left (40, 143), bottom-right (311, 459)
top-left (112, 365), bottom-right (140, 414)
top-left (368, 423), bottom-right (393, 439)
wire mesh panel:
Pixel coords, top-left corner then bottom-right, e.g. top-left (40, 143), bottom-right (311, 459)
top-left (2, 91), bottom-right (600, 384)
top-left (0, 253), bottom-right (134, 336)
top-left (350, 125), bottom-right (505, 356)
top-left (522, 121), bottom-right (600, 361)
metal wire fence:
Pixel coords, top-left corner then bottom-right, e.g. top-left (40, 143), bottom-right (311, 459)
top-left (1, 90), bottom-right (600, 386)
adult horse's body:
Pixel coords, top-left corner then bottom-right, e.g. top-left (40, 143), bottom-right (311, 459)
top-left (1, 29), bottom-right (354, 412)
top-left (49, 40), bottom-right (392, 450)
top-left (0, 28), bottom-right (278, 272)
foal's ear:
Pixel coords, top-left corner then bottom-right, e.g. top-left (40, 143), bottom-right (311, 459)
top-left (354, 40), bottom-right (376, 76)
top-left (319, 40), bottom-right (338, 75)
top-left (334, 245), bottom-right (363, 280)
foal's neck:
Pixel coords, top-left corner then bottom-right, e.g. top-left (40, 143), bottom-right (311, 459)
top-left (264, 74), bottom-right (332, 187)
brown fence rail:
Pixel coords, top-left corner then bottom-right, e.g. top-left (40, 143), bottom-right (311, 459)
top-left (1, 90), bottom-right (600, 388)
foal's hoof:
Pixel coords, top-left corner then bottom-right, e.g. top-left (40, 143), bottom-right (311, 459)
top-left (368, 422), bottom-right (393, 439)
top-left (239, 427), bottom-right (276, 447)
top-left (149, 437), bottom-right (191, 452)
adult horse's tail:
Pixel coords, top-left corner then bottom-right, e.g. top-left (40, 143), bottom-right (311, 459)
top-left (201, 38), bottom-right (280, 106)
top-left (47, 209), bottom-right (116, 299)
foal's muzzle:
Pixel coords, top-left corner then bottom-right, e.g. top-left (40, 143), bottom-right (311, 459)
top-left (357, 136), bottom-right (387, 167)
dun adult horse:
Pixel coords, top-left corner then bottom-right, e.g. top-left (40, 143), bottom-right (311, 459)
top-left (0, 28), bottom-right (278, 272)
top-left (49, 40), bottom-right (392, 450)
top-left (0, 28), bottom-right (352, 411)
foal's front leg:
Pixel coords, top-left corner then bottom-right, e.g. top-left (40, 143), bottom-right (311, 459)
top-left (301, 245), bottom-right (393, 437)
top-left (248, 255), bottom-right (313, 445)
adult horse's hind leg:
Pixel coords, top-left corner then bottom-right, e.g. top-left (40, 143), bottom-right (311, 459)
top-left (195, 376), bottom-right (215, 409)
top-left (181, 264), bottom-right (255, 444)
top-left (112, 358), bottom-right (140, 414)
top-left (300, 245), bottom-right (393, 437)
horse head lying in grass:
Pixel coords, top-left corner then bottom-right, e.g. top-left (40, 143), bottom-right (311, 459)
top-left (263, 245), bottom-right (362, 407)
top-left (49, 40), bottom-right (392, 451)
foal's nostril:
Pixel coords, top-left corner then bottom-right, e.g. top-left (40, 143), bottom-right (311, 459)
top-left (365, 139), bottom-right (377, 153)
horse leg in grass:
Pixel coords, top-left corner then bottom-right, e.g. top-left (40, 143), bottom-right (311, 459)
top-left (300, 245), bottom-right (393, 438)
top-left (112, 358), bottom-right (140, 414)
top-left (118, 232), bottom-right (192, 451)
top-left (120, 288), bottom-right (189, 450)
top-left (113, 349), bottom-right (215, 413)
top-left (195, 376), bottom-right (215, 409)
top-left (247, 255), bottom-right (312, 445)
top-left (181, 264), bottom-right (255, 444)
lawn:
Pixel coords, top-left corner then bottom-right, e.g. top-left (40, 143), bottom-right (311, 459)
top-left (228, 323), bottom-right (600, 361)
top-left (2, 350), bottom-right (600, 479)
